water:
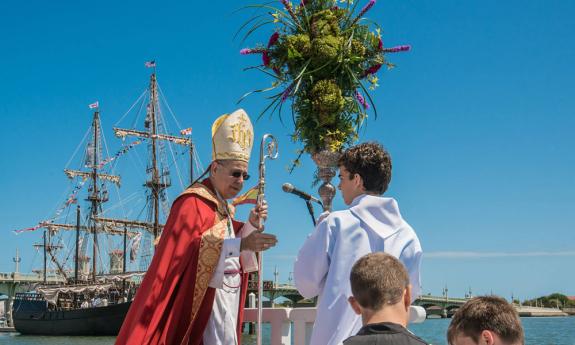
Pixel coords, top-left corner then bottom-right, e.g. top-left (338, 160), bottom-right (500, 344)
top-left (1, 317), bottom-right (573, 345)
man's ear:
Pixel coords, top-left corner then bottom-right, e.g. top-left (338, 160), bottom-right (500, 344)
top-left (348, 296), bottom-right (362, 315)
top-left (353, 173), bottom-right (364, 191)
top-left (480, 330), bottom-right (495, 345)
top-left (209, 161), bottom-right (218, 175)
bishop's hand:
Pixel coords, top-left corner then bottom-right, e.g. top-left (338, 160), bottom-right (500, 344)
top-left (248, 200), bottom-right (268, 228)
top-left (240, 231), bottom-right (277, 252)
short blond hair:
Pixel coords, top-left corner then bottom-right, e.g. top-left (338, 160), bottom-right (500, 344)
top-left (350, 252), bottom-right (409, 310)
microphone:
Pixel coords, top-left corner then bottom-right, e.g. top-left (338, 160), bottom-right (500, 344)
top-left (282, 183), bottom-right (323, 205)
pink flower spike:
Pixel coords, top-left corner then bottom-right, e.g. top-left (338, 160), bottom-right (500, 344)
top-left (268, 32), bottom-right (280, 47)
top-left (240, 47), bottom-right (266, 55)
top-left (355, 91), bottom-right (369, 110)
top-left (350, 0), bottom-right (376, 26)
top-left (378, 38), bottom-right (383, 50)
top-left (382, 45), bottom-right (411, 53)
top-left (358, 0), bottom-right (376, 18)
top-left (281, 85), bottom-right (293, 102)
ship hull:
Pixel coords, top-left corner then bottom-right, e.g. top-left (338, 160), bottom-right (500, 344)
top-left (13, 299), bottom-right (131, 336)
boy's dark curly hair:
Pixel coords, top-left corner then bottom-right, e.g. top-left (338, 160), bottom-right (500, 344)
top-left (337, 142), bottom-right (392, 194)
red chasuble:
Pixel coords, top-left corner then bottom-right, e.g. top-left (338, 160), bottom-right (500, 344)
top-left (116, 179), bottom-right (249, 345)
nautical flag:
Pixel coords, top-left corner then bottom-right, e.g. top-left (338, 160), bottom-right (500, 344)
top-left (180, 128), bottom-right (192, 136)
top-left (145, 60), bottom-right (156, 68)
top-left (130, 232), bottom-right (142, 262)
top-left (232, 184), bottom-right (259, 206)
top-left (89, 101), bottom-right (99, 109)
top-left (13, 224), bottom-right (42, 235)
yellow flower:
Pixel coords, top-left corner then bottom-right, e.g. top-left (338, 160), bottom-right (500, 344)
top-left (375, 28), bottom-right (381, 38)
top-left (272, 12), bottom-right (280, 23)
top-left (368, 75), bottom-right (379, 90)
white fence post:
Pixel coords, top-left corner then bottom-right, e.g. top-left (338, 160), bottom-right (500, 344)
top-left (244, 308), bottom-right (292, 345)
top-left (289, 307), bottom-right (316, 345)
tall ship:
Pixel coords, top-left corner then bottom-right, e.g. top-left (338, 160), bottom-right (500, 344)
top-left (11, 67), bottom-right (198, 335)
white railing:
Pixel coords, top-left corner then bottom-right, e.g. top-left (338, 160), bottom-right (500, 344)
top-left (243, 306), bottom-right (427, 344)
top-left (243, 307), bottom-right (316, 345)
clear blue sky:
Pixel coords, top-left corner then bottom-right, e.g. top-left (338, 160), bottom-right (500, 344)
top-left (1, 0), bottom-right (574, 301)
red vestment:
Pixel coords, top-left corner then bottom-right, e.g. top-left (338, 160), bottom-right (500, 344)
top-left (116, 180), bottom-right (249, 345)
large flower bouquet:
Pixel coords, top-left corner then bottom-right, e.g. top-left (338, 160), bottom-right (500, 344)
top-left (239, 0), bottom-right (409, 162)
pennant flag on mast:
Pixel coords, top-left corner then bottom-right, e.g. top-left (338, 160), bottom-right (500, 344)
top-left (145, 60), bottom-right (156, 68)
top-left (232, 184), bottom-right (259, 206)
top-left (88, 101), bottom-right (99, 109)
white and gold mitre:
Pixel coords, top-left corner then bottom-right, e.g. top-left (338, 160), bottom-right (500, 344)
top-left (211, 108), bottom-right (254, 163)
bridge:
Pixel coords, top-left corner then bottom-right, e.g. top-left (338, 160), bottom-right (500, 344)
top-left (249, 281), bottom-right (469, 316)
top-left (0, 249), bottom-right (67, 327)
top-left (413, 294), bottom-right (469, 317)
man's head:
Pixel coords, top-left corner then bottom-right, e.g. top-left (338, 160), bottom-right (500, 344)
top-left (337, 142), bottom-right (392, 205)
top-left (348, 252), bottom-right (411, 325)
top-left (447, 296), bottom-right (524, 345)
top-left (209, 159), bottom-right (249, 199)
top-left (209, 109), bottom-right (254, 199)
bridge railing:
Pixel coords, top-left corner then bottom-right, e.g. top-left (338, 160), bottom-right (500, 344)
top-left (0, 272), bottom-right (65, 282)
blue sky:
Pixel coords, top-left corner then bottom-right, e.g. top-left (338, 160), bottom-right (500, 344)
top-left (1, 0), bottom-right (574, 301)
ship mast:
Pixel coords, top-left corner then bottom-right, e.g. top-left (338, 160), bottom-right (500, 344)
top-left (65, 109), bottom-right (121, 282)
top-left (149, 74), bottom-right (161, 239)
top-left (91, 110), bottom-right (100, 281)
top-left (114, 69), bottom-right (192, 245)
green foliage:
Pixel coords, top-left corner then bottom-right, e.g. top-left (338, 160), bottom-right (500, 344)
top-left (522, 293), bottom-right (575, 308)
top-left (239, 0), bottom-right (407, 156)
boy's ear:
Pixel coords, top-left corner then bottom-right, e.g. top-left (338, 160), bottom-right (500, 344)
top-left (404, 284), bottom-right (412, 310)
top-left (480, 330), bottom-right (495, 345)
top-left (348, 296), bottom-right (362, 315)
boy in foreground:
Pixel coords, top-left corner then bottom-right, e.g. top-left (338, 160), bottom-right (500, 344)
top-left (344, 252), bottom-right (429, 345)
top-left (447, 296), bottom-right (524, 345)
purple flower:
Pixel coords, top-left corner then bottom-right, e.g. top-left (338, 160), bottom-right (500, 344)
top-left (364, 63), bottom-right (382, 76)
top-left (240, 47), bottom-right (266, 55)
top-left (300, 0), bottom-right (305, 6)
top-left (350, 0), bottom-right (376, 26)
top-left (281, 0), bottom-right (300, 25)
top-left (382, 45), bottom-right (411, 53)
top-left (355, 91), bottom-right (369, 110)
top-left (378, 38), bottom-right (383, 50)
top-left (356, 0), bottom-right (375, 20)
top-left (281, 85), bottom-right (293, 102)
top-left (263, 52), bottom-right (271, 66)
top-left (268, 32), bottom-right (280, 47)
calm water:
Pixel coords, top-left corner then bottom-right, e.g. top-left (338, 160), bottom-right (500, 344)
top-left (0, 317), bottom-right (573, 345)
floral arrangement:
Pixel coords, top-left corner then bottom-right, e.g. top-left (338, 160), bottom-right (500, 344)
top-left (239, 0), bottom-right (410, 161)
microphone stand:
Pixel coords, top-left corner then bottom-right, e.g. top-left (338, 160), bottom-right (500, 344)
top-left (305, 200), bottom-right (316, 226)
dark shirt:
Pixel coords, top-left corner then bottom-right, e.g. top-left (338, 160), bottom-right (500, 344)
top-left (343, 322), bottom-right (429, 345)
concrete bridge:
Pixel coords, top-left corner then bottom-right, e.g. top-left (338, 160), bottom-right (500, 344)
top-left (413, 294), bottom-right (469, 317)
top-left (0, 271), bottom-right (65, 326)
top-left (249, 282), bottom-right (469, 316)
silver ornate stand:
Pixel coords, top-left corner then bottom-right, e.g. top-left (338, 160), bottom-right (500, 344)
top-left (311, 149), bottom-right (341, 212)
